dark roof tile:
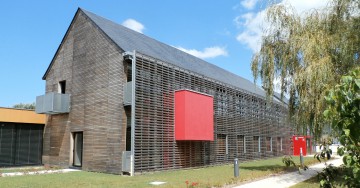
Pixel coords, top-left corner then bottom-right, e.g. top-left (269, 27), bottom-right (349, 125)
top-left (81, 9), bottom-right (270, 98)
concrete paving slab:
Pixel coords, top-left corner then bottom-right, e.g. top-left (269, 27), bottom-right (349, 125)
top-left (233, 156), bottom-right (343, 188)
top-left (2, 169), bottom-right (80, 177)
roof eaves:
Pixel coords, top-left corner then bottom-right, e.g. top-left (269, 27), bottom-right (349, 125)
top-left (42, 8), bottom-right (126, 80)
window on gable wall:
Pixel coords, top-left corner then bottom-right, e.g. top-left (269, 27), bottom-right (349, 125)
top-left (58, 80), bottom-right (66, 94)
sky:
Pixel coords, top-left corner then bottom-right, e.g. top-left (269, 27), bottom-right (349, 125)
top-left (0, 0), bottom-right (329, 107)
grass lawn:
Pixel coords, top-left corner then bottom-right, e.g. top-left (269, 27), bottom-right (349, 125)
top-left (0, 156), bottom-right (319, 188)
top-left (291, 163), bottom-right (345, 188)
top-left (290, 172), bottom-right (346, 188)
top-left (290, 176), bottom-right (320, 188)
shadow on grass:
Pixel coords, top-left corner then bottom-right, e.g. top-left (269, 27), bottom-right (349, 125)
top-left (239, 164), bottom-right (296, 172)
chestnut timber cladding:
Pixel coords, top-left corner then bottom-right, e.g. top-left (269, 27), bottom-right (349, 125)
top-left (42, 8), bottom-right (293, 175)
top-left (134, 53), bottom-right (292, 173)
top-left (43, 11), bottom-right (127, 173)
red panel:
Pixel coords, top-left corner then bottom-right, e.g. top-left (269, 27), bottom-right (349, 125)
top-left (175, 90), bottom-right (214, 141)
top-left (292, 136), bottom-right (307, 156)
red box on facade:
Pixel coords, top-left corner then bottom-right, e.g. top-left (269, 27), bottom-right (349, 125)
top-left (292, 135), bottom-right (307, 156)
top-left (175, 90), bottom-right (214, 141)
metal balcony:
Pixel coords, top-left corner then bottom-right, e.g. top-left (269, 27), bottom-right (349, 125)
top-left (35, 92), bottom-right (70, 114)
top-left (123, 81), bottom-right (132, 106)
top-left (122, 151), bottom-right (131, 172)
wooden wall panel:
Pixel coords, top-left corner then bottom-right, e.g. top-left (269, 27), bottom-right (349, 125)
top-left (133, 53), bottom-right (294, 173)
top-left (43, 11), bottom-right (127, 174)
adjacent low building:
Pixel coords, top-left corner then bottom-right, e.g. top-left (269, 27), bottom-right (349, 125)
top-left (36, 8), bottom-right (293, 175)
top-left (0, 107), bottom-right (45, 167)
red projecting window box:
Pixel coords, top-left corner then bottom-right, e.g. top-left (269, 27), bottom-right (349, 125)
top-left (175, 90), bottom-right (214, 141)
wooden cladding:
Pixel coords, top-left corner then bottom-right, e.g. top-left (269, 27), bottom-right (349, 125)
top-left (133, 53), bottom-right (293, 173)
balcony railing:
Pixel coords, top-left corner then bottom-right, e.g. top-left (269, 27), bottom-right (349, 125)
top-left (122, 151), bottom-right (131, 172)
top-left (35, 92), bottom-right (70, 114)
top-left (123, 81), bottom-right (132, 106)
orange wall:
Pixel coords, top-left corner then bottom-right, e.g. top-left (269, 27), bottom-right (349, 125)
top-left (0, 107), bottom-right (45, 124)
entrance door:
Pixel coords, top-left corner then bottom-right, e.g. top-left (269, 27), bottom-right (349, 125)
top-left (73, 132), bottom-right (83, 167)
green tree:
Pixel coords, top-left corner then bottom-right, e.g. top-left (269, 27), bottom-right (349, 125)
top-left (324, 67), bottom-right (360, 187)
top-left (251, 0), bottom-right (360, 138)
top-left (12, 102), bottom-right (36, 110)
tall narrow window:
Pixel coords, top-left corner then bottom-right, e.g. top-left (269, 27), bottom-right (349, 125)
top-left (59, 80), bottom-right (66, 94)
top-left (72, 132), bottom-right (83, 167)
top-left (266, 137), bottom-right (272, 151)
top-left (225, 135), bottom-right (229, 155)
top-left (244, 136), bottom-right (246, 153)
top-left (237, 135), bottom-right (243, 154)
top-left (237, 135), bottom-right (246, 154)
top-left (125, 106), bottom-right (131, 151)
top-left (217, 134), bottom-right (227, 157)
top-left (276, 137), bottom-right (283, 152)
top-left (258, 137), bottom-right (261, 152)
top-left (254, 136), bottom-right (260, 152)
top-left (126, 62), bottom-right (132, 82)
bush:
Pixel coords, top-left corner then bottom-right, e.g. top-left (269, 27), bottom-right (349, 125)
top-left (324, 67), bottom-right (360, 187)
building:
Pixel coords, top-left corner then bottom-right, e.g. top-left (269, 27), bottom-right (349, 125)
top-left (36, 8), bottom-right (293, 175)
top-left (0, 107), bottom-right (45, 166)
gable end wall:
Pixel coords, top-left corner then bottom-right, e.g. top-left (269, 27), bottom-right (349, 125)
top-left (43, 11), bottom-right (127, 174)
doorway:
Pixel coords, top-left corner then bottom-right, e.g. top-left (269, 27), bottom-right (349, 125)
top-left (73, 132), bottom-right (83, 167)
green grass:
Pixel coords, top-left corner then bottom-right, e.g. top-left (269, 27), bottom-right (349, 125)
top-left (290, 176), bottom-right (320, 188)
top-left (290, 173), bottom-right (346, 188)
top-left (291, 163), bottom-right (346, 188)
top-left (0, 156), bottom-right (319, 188)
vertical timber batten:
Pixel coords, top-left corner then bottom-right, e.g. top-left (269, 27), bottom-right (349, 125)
top-left (42, 9), bottom-right (294, 175)
top-left (130, 52), bottom-right (292, 173)
top-left (130, 50), bottom-right (136, 176)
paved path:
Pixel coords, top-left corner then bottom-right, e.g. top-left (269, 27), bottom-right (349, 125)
top-left (233, 156), bottom-right (343, 188)
top-left (2, 169), bottom-right (80, 177)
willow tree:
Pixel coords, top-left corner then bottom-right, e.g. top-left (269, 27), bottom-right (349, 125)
top-left (251, 0), bottom-right (360, 139)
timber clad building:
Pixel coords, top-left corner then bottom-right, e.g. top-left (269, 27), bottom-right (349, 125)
top-left (36, 8), bottom-right (293, 175)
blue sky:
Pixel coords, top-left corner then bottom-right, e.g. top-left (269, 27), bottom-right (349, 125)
top-left (0, 0), bottom-right (327, 107)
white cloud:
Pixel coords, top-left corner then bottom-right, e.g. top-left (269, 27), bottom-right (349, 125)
top-left (176, 46), bottom-right (228, 59)
top-left (122, 19), bottom-right (145, 33)
top-left (273, 76), bottom-right (292, 98)
top-left (235, 0), bottom-right (330, 52)
top-left (241, 0), bottom-right (258, 10)
top-left (280, 0), bottom-right (329, 16)
top-left (234, 11), bottom-right (265, 52)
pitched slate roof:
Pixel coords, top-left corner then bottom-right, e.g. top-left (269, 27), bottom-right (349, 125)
top-left (80, 9), bottom-right (270, 98)
top-left (44, 8), bottom-right (285, 102)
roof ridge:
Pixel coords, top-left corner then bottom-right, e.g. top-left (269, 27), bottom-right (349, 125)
top-left (80, 10), bottom-right (263, 93)
top-left (44, 8), bottom-right (287, 104)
